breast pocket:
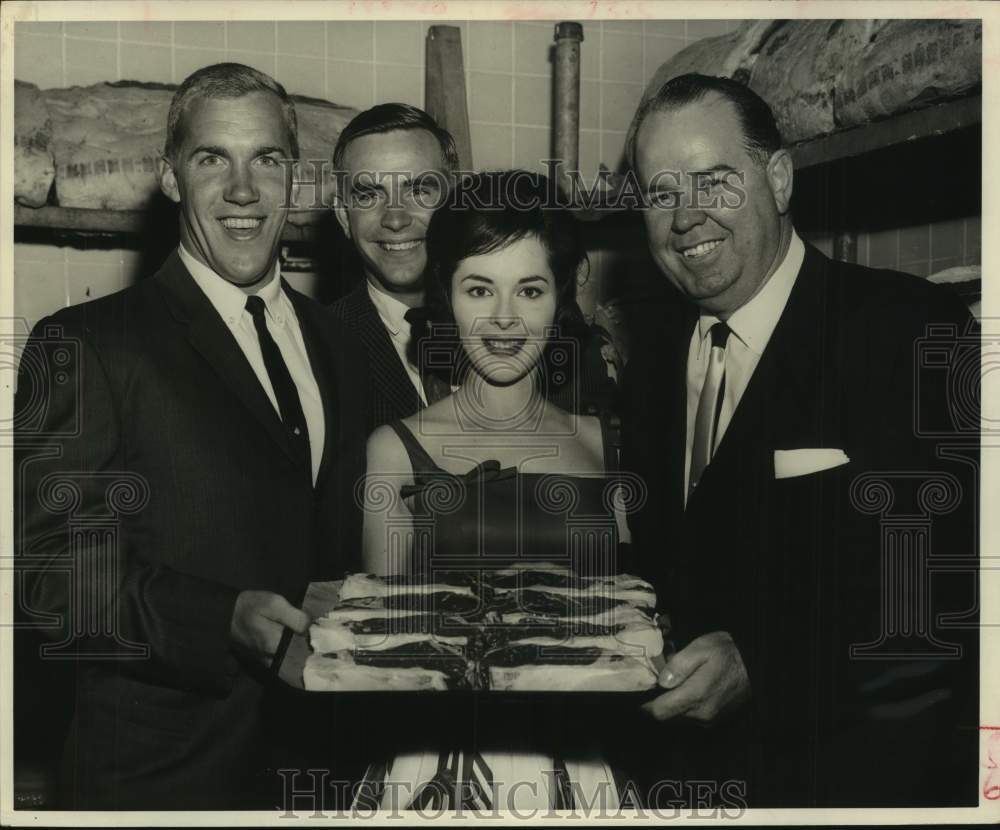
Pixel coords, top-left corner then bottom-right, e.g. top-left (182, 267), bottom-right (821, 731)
top-left (773, 448), bottom-right (851, 480)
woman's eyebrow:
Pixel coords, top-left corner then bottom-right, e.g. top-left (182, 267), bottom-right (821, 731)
top-left (517, 275), bottom-right (549, 284)
top-left (460, 274), bottom-right (494, 284)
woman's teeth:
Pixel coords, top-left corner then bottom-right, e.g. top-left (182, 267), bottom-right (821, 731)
top-left (379, 240), bottom-right (422, 252)
top-left (682, 239), bottom-right (723, 259)
top-left (220, 217), bottom-right (263, 230)
top-left (483, 338), bottom-right (526, 354)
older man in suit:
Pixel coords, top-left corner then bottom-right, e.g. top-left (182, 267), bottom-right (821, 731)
top-left (620, 74), bottom-right (978, 807)
top-left (14, 63), bottom-right (367, 810)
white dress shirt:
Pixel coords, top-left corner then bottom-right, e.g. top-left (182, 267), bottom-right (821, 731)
top-left (684, 231), bottom-right (806, 496)
top-left (366, 281), bottom-right (427, 405)
top-left (179, 245), bottom-right (325, 485)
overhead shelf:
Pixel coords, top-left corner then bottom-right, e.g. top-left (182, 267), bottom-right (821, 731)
top-left (788, 94), bottom-right (980, 170)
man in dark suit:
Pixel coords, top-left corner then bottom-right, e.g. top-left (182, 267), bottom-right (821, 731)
top-left (620, 74), bottom-right (978, 807)
top-left (329, 104), bottom-right (458, 431)
top-left (14, 63), bottom-right (366, 810)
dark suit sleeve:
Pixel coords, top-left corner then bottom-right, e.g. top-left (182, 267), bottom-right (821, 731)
top-left (619, 353), bottom-right (674, 606)
top-left (15, 315), bottom-right (241, 697)
top-left (619, 359), bottom-right (648, 556)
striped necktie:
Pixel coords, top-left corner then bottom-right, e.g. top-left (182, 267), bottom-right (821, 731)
top-left (689, 320), bottom-right (731, 498)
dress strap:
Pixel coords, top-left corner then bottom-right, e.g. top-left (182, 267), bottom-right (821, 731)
top-left (387, 419), bottom-right (443, 475)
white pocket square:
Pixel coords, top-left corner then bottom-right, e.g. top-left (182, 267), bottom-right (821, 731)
top-left (774, 448), bottom-right (850, 479)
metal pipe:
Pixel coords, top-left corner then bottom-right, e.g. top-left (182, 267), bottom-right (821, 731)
top-left (553, 22), bottom-right (583, 198)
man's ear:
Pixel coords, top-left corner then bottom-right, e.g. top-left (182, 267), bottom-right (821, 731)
top-left (333, 193), bottom-right (351, 239)
top-left (766, 149), bottom-right (794, 215)
top-left (157, 156), bottom-right (181, 204)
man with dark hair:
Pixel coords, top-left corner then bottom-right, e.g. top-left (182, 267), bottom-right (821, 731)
top-left (621, 73), bottom-right (978, 807)
top-left (15, 62), bottom-right (367, 809)
top-left (330, 103), bottom-right (458, 430)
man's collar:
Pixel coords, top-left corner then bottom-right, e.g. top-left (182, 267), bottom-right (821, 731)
top-left (178, 244), bottom-right (283, 325)
top-left (697, 230), bottom-right (805, 354)
top-left (366, 280), bottom-right (418, 338)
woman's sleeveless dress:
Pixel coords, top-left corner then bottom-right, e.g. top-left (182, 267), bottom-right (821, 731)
top-left (354, 417), bottom-right (638, 812)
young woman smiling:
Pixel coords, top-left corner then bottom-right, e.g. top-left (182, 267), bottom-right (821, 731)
top-left (357, 172), bottom-right (637, 812)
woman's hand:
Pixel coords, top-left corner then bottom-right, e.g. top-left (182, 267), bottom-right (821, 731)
top-left (640, 631), bottom-right (751, 723)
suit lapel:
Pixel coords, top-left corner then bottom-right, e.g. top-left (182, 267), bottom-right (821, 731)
top-left (345, 284), bottom-right (422, 419)
top-left (286, 284), bottom-right (339, 489)
top-left (154, 252), bottom-right (297, 466)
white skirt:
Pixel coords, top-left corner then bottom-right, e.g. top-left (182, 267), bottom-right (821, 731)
top-left (356, 748), bottom-right (629, 812)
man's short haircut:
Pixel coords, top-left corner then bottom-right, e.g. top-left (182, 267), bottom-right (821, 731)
top-left (627, 73), bottom-right (782, 171)
top-left (332, 103), bottom-right (460, 172)
top-left (165, 62), bottom-right (299, 161)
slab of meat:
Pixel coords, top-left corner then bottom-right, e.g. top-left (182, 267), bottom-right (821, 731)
top-left (483, 645), bottom-right (657, 692)
top-left (490, 589), bottom-right (655, 621)
top-left (310, 612), bottom-right (477, 654)
top-left (304, 572), bottom-right (664, 691)
top-left (304, 640), bottom-right (472, 691)
top-left (340, 572), bottom-right (477, 601)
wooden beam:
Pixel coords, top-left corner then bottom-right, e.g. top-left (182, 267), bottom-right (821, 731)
top-left (425, 25), bottom-right (473, 170)
top-left (14, 204), bottom-right (147, 235)
top-left (14, 204), bottom-right (318, 242)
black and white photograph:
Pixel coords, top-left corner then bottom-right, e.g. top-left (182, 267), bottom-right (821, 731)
top-left (1, 0), bottom-right (996, 823)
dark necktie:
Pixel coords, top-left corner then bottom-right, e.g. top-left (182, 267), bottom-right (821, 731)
top-left (689, 320), bottom-right (731, 498)
top-left (404, 307), bottom-right (451, 406)
top-left (245, 295), bottom-right (311, 470)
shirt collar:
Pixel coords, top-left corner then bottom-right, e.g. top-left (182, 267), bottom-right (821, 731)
top-left (697, 229), bottom-right (805, 355)
top-left (178, 244), bottom-right (284, 327)
top-left (366, 280), bottom-right (414, 339)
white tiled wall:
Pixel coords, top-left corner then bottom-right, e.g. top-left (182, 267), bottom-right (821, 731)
top-left (802, 217), bottom-right (982, 277)
top-left (14, 18), bottom-right (736, 326)
top-left (17, 19), bottom-right (741, 175)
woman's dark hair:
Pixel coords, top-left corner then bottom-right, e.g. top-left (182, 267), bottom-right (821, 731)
top-left (411, 170), bottom-right (590, 393)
